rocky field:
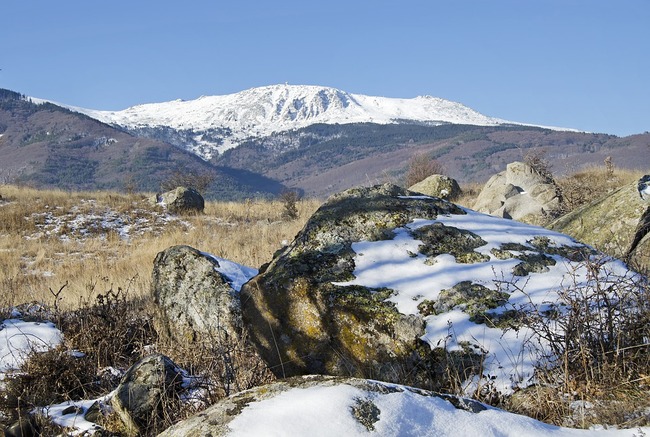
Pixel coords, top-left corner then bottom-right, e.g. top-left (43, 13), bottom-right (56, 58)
top-left (1, 163), bottom-right (649, 436)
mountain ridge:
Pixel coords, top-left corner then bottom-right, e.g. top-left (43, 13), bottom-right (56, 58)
top-left (59, 84), bottom-right (577, 160)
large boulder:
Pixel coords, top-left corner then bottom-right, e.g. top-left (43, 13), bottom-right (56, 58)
top-left (409, 174), bottom-right (462, 200)
top-left (551, 175), bottom-right (650, 270)
top-left (158, 376), bottom-right (489, 437)
top-left (152, 245), bottom-right (256, 346)
top-left (151, 186), bottom-right (204, 214)
top-left (241, 183), bottom-right (632, 394)
top-left (473, 161), bottom-right (562, 222)
top-left (111, 354), bottom-right (186, 436)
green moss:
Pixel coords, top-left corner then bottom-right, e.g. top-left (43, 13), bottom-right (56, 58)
top-left (329, 285), bottom-right (400, 331)
top-left (512, 253), bottom-right (556, 276)
top-left (435, 281), bottom-right (510, 318)
top-left (417, 299), bottom-right (436, 317)
top-left (350, 398), bottom-right (381, 431)
top-left (470, 309), bottom-right (525, 329)
top-left (412, 223), bottom-right (488, 264)
top-left (490, 248), bottom-right (515, 260)
top-left (501, 242), bottom-right (532, 251)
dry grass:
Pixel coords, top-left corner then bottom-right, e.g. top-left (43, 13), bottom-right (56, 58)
top-left (0, 184), bottom-right (320, 311)
top-left (556, 164), bottom-right (644, 213)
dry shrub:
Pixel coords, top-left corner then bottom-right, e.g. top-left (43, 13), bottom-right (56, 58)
top-left (404, 153), bottom-right (445, 187)
top-left (502, 259), bottom-right (650, 427)
top-left (454, 182), bottom-right (483, 209)
top-left (279, 189), bottom-right (301, 220)
top-left (523, 148), bottom-right (554, 181)
top-left (160, 170), bottom-right (215, 194)
top-left (1, 346), bottom-right (97, 411)
top-left (557, 163), bottom-right (643, 213)
top-left (155, 329), bottom-right (276, 406)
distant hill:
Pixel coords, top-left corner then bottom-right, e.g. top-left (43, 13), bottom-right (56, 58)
top-left (213, 122), bottom-right (649, 197)
top-left (0, 90), bottom-right (285, 199)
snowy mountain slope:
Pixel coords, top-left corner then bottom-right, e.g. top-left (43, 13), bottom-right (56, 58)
top-left (64, 84), bottom-right (575, 159)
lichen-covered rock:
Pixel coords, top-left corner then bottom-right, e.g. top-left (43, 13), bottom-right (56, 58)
top-left (157, 376), bottom-right (487, 437)
top-left (409, 174), bottom-right (462, 200)
top-left (241, 183), bottom-right (634, 395)
top-left (241, 184), bottom-right (464, 381)
top-left (151, 186), bottom-right (204, 214)
top-left (111, 354), bottom-right (185, 436)
top-left (152, 245), bottom-right (246, 347)
top-left (473, 161), bottom-right (562, 222)
top-left (551, 176), bottom-right (650, 270)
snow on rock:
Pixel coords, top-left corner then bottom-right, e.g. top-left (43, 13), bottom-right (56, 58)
top-left (241, 184), bottom-right (640, 396)
top-left (336, 204), bottom-right (635, 394)
top-left (202, 252), bottom-right (258, 292)
top-left (159, 376), bottom-right (649, 437)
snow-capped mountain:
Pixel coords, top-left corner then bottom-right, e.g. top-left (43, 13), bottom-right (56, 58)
top-left (66, 84), bottom-right (568, 160)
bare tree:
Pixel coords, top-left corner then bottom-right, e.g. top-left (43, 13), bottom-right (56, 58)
top-left (404, 153), bottom-right (445, 187)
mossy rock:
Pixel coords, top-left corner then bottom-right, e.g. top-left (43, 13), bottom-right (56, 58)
top-left (512, 253), bottom-right (556, 276)
top-left (412, 222), bottom-right (489, 264)
top-left (551, 179), bottom-right (650, 269)
top-left (409, 174), bottom-right (462, 200)
top-left (431, 281), bottom-right (510, 318)
top-left (241, 184), bottom-right (461, 382)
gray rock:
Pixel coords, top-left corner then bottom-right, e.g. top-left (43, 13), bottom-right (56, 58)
top-left (240, 183), bottom-right (605, 393)
top-left (152, 186), bottom-right (204, 214)
top-left (409, 174), bottom-right (462, 200)
top-left (638, 174), bottom-right (650, 201)
top-left (473, 161), bottom-right (562, 222)
top-left (551, 176), bottom-right (650, 270)
top-left (3, 416), bottom-right (39, 437)
top-left (157, 376), bottom-right (487, 437)
top-left (111, 354), bottom-right (185, 436)
top-left (152, 245), bottom-right (243, 347)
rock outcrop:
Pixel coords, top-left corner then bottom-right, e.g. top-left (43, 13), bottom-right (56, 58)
top-left (241, 183), bottom-right (626, 393)
top-left (241, 184), bottom-right (456, 381)
top-left (152, 245), bottom-right (251, 347)
top-left (551, 175), bottom-right (650, 270)
top-left (157, 376), bottom-right (487, 437)
top-left (473, 161), bottom-right (562, 222)
top-left (151, 186), bottom-right (204, 214)
top-left (111, 354), bottom-right (186, 436)
top-left (409, 174), bottom-right (462, 200)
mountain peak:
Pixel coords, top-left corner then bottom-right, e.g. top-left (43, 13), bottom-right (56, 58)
top-left (63, 84), bottom-right (571, 159)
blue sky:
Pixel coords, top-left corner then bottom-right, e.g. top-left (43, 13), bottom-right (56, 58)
top-left (1, 0), bottom-right (648, 136)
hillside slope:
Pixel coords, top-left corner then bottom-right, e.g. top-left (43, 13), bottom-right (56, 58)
top-left (0, 90), bottom-right (285, 199)
top-left (214, 122), bottom-right (648, 197)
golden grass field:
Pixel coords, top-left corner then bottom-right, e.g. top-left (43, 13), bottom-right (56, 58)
top-left (0, 184), bottom-right (321, 311)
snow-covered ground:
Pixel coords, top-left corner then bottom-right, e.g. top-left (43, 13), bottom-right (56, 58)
top-left (0, 316), bottom-right (62, 378)
top-left (25, 201), bottom-right (190, 243)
